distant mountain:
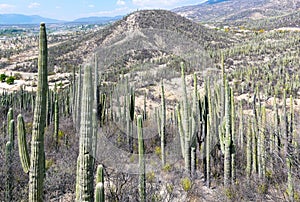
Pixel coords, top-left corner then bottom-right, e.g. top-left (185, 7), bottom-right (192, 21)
top-left (173, 0), bottom-right (300, 24)
top-left (0, 14), bottom-right (63, 24)
top-left (73, 16), bottom-right (123, 24)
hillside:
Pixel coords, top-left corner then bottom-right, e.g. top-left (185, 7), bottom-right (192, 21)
top-left (95, 9), bottom-right (233, 80)
top-left (173, 0), bottom-right (300, 28)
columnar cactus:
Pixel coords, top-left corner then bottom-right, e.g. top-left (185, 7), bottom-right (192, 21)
top-left (258, 106), bottom-right (266, 180)
top-left (95, 164), bottom-right (104, 202)
top-left (224, 80), bottom-right (233, 186)
top-left (246, 119), bottom-right (252, 180)
top-left (7, 107), bottom-right (13, 133)
top-left (181, 62), bottom-right (191, 174)
top-left (160, 80), bottom-right (166, 166)
top-left (54, 98), bottom-right (59, 150)
top-left (75, 66), bottom-right (82, 131)
top-left (76, 64), bottom-right (94, 202)
top-left (9, 120), bottom-right (15, 149)
top-left (95, 183), bottom-right (104, 202)
top-left (127, 87), bottom-right (135, 153)
top-left (230, 89), bottom-right (236, 182)
top-left (206, 114), bottom-right (211, 187)
top-left (138, 115), bottom-right (146, 202)
top-left (29, 22), bottom-right (48, 202)
top-left (176, 104), bottom-right (185, 158)
top-left (17, 114), bottom-right (30, 174)
top-left (5, 141), bottom-right (13, 202)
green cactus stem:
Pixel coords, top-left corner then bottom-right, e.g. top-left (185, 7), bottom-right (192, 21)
top-left (138, 115), bottom-right (146, 202)
top-left (5, 141), bottom-right (13, 202)
top-left (95, 183), bottom-right (104, 202)
top-left (75, 64), bottom-right (94, 202)
top-left (161, 80), bottom-right (166, 166)
top-left (17, 114), bottom-right (30, 174)
top-left (29, 22), bottom-right (48, 202)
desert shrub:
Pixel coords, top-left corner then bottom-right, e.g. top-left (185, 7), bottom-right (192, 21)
top-left (6, 76), bottom-right (15, 85)
top-left (181, 177), bottom-right (192, 192)
top-left (0, 73), bottom-right (7, 82)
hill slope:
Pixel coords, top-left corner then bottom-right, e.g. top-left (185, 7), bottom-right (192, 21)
top-left (173, 0), bottom-right (300, 26)
top-left (94, 9), bottom-right (232, 78)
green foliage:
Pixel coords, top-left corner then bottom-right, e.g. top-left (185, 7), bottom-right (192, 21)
top-left (6, 76), bottom-right (15, 85)
top-left (146, 171), bottom-right (155, 183)
top-left (58, 130), bottom-right (64, 139)
top-left (224, 187), bottom-right (236, 200)
top-left (257, 183), bottom-right (268, 194)
top-left (154, 146), bottom-right (161, 158)
top-left (162, 163), bottom-right (172, 172)
top-left (166, 183), bottom-right (174, 194)
top-left (181, 177), bottom-right (192, 192)
top-left (0, 73), bottom-right (7, 82)
top-left (45, 159), bottom-right (54, 171)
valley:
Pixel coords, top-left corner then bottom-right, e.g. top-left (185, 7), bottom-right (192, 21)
top-left (0, 1), bottom-right (300, 201)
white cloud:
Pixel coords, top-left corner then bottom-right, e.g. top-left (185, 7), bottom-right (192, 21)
top-left (0, 4), bottom-right (15, 10)
top-left (88, 4), bottom-right (95, 8)
top-left (132, 0), bottom-right (181, 7)
top-left (28, 2), bottom-right (41, 9)
top-left (117, 0), bottom-right (126, 6)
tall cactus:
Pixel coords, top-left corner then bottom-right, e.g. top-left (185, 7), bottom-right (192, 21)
top-left (160, 80), bottom-right (166, 166)
top-left (5, 141), bottom-right (13, 202)
top-left (17, 114), bottom-right (30, 174)
top-left (246, 118), bottom-right (252, 180)
top-left (138, 115), bottom-right (146, 202)
top-left (54, 98), bottom-right (59, 150)
top-left (181, 62), bottom-right (191, 174)
top-left (76, 64), bottom-right (94, 202)
top-left (224, 80), bottom-right (232, 186)
top-left (29, 22), bottom-right (48, 202)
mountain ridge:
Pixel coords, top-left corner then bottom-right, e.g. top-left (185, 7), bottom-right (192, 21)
top-left (0, 14), bottom-right (63, 24)
top-left (0, 14), bottom-right (123, 25)
top-left (173, 0), bottom-right (300, 25)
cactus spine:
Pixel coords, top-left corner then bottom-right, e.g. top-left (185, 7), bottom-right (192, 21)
top-left (29, 22), bottom-right (48, 202)
top-left (138, 115), bottom-right (146, 202)
top-left (76, 64), bottom-right (94, 201)
top-left (17, 114), bottom-right (30, 173)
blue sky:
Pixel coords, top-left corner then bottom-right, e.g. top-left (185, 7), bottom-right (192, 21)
top-left (0, 0), bottom-right (206, 21)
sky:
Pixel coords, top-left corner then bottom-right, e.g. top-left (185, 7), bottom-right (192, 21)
top-left (0, 0), bottom-right (206, 21)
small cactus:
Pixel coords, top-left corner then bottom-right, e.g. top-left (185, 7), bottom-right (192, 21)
top-left (95, 183), bottom-right (104, 202)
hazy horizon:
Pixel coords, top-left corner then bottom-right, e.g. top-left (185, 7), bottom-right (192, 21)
top-left (0, 0), bottom-right (207, 21)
